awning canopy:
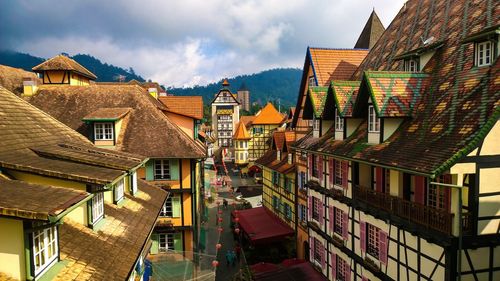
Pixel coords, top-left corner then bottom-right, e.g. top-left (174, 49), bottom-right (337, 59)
top-left (233, 207), bottom-right (294, 245)
top-left (252, 260), bottom-right (328, 281)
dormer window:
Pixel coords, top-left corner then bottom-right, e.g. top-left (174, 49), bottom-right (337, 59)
top-left (308, 76), bottom-right (316, 87)
top-left (368, 105), bottom-right (380, 133)
top-left (94, 122), bottom-right (114, 140)
top-left (288, 153), bottom-right (293, 164)
top-left (404, 58), bottom-right (419, 72)
top-left (335, 110), bottom-right (344, 132)
top-left (475, 41), bottom-right (493, 67)
top-left (277, 151), bottom-right (281, 161)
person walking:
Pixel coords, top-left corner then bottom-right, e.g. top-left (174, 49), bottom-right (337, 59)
top-left (223, 198), bottom-right (228, 209)
top-left (231, 250), bottom-right (237, 266)
top-left (225, 250), bottom-right (233, 266)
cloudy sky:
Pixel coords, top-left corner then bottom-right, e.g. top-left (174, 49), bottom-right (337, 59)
top-left (0, 0), bottom-right (406, 87)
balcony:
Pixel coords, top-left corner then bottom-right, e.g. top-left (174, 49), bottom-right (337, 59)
top-left (354, 185), bottom-right (454, 235)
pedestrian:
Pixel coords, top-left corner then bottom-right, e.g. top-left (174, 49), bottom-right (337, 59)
top-left (223, 198), bottom-right (228, 209)
top-left (231, 250), bottom-right (237, 266)
top-left (225, 250), bottom-right (233, 266)
top-left (234, 244), bottom-right (241, 261)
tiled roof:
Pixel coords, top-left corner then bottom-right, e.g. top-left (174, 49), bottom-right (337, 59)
top-left (330, 80), bottom-right (360, 117)
top-left (0, 86), bottom-right (139, 184)
top-left (255, 150), bottom-right (295, 175)
top-left (159, 96), bottom-right (204, 120)
top-left (295, 0), bottom-right (500, 176)
top-left (252, 103), bottom-right (286, 125)
top-left (307, 87), bottom-right (328, 118)
top-left (234, 121), bottom-right (251, 140)
top-left (0, 64), bottom-right (40, 96)
top-left (240, 115), bottom-right (256, 127)
top-left (28, 85), bottom-right (206, 158)
top-left (273, 131), bottom-right (296, 151)
top-left (359, 71), bottom-right (430, 117)
top-left (0, 179), bottom-right (89, 221)
top-left (55, 180), bottom-right (168, 280)
top-left (82, 107), bottom-right (131, 121)
top-left (32, 55), bottom-right (97, 80)
top-left (354, 10), bottom-right (386, 49)
top-left (309, 48), bottom-right (369, 86)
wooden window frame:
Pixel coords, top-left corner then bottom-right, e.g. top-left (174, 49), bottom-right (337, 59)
top-left (94, 122), bottom-right (114, 141)
top-left (368, 105), bottom-right (380, 133)
top-left (158, 233), bottom-right (174, 252)
top-left (366, 223), bottom-right (380, 259)
top-left (154, 159), bottom-right (171, 180)
top-left (475, 41), bottom-right (493, 67)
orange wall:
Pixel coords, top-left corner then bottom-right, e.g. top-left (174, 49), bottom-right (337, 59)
top-left (167, 112), bottom-right (194, 139)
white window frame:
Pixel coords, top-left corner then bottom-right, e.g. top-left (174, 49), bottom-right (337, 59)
top-left (288, 153), bottom-right (293, 164)
top-left (32, 226), bottom-right (58, 276)
top-left (94, 122), bottom-right (114, 141)
top-left (368, 105), bottom-right (380, 133)
top-left (476, 41), bottom-right (492, 67)
top-left (335, 160), bottom-right (343, 186)
top-left (160, 197), bottom-right (173, 217)
top-left (154, 160), bottom-right (171, 180)
top-left (114, 178), bottom-right (124, 202)
top-left (158, 233), bottom-right (174, 252)
top-left (404, 58), bottom-right (419, 72)
top-left (92, 192), bottom-right (104, 224)
top-left (335, 110), bottom-right (344, 132)
top-left (131, 171), bottom-right (138, 194)
top-left (313, 118), bottom-right (320, 131)
top-left (308, 76), bottom-right (316, 87)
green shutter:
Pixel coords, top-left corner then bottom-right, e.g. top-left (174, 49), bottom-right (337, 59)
top-left (150, 233), bottom-right (159, 254)
top-left (172, 196), bottom-right (181, 217)
top-left (174, 233), bottom-right (182, 251)
top-left (170, 159), bottom-right (180, 180)
top-left (145, 160), bottom-right (154, 181)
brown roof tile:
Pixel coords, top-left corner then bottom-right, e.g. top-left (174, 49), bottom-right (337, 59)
top-left (0, 64), bottom-right (40, 96)
top-left (82, 107), bottom-right (131, 121)
top-left (159, 96), bottom-right (203, 120)
top-left (32, 55), bottom-right (97, 80)
top-left (309, 48), bottom-right (369, 86)
top-left (0, 179), bottom-right (89, 221)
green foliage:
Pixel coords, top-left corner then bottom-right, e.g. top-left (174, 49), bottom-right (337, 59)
top-left (0, 50), bottom-right (145, 82)
top-left (168, 68), bottom-right (301, 108)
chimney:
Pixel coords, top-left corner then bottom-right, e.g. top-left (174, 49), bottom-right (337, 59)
top-left (148, 88), bottom-right (158, 99)
top-left (23, 77), bottom-right (38, 96)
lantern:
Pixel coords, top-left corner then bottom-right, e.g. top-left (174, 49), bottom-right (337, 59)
top-left (218, 217), bottom-right (223, 223)
top-left (212, 260), bottom-right (219, 267)
top-left (234, 217), bottom-right (240, 223)
top-left (218, 227), bottom-right (223, 233)
top-left (234, 227), bottom-right (240, 234)
top-left (216, 243), bottom-right (222, 250)
top-left (234, 210), bottom-right (239, 214)
top-left (218, 210), bottom-right (223, 215)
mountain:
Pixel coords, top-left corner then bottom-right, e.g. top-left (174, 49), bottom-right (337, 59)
top-left (168, 68), bottom-right (302, 108)
top-left (0, 50), bottom-right (145, 82)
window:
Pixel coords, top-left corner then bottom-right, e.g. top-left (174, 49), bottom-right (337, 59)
top-left (130, 171), bottom-right (138, 194)
top-left (32, 226), bottom-right (58, 276)
top-left (367, 224), bottom-right (380, 258)
top-left (336, 255), bottom-right (349, 281)
top-left (308, 76), bottom-right (316, 87)
top-left (94, 122), bottom-right (114, 140)
top-left (312, 197), bottom-right (321, 221)
top-left (288, 153), bottom-right (293, 164)
top-left (277, 150), bottom-right (281, 160)
top-left (114, 178), bottom-right (124, 202)
top-left (475, 41), bottom-right (492, 67)
top-left (428, 175), bottom-right (451, 210)
top-left (284, 203), bottom-right (292, 220)
top-left (333, 207), bottom-right (344, 236)
top-left (404, 58), bottom-right (419, 72)
top-left (314, 238), bottom-right (322, 263)
top-left (158, 233), bottom-right (174, 252)
top-left (335, 110), bottom-right (344, 132)
top-left (313, 118), bottom-right (320, 132)
top-left (91, 192), bottom-right (104, 224)
top-left (272, 195), bottom-right (280, 210)
top-left (335, 160), bottom-right (343, 186)
top-left (299, 204), bottom-right (307, 222)
top-left (311, 155), bottom-right (318, 178)
top-left (284, 177), bottom-right (292, 192)
top-left (154, 160), bottom-right (171, 180)
top-left (368, 105), bottom-right (380, 133)
top-left (299, 172), bottom-right (306, 190)
top-left (272, 171), bottom-right (280, 185)
top-left (160, 197), bottom-right (173, 217)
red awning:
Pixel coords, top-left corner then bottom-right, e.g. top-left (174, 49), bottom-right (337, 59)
top-left (253, 261), bottom-right (328, 281)
top-left (233, 207), bottom-right (294, 245)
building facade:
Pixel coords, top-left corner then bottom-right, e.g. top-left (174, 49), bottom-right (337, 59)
top-left (211, 79), bottom-right (240, 148)
top-left (236, 82), bottom-right (250, 112)
top-left (247, 103), bottom-right (286, 161)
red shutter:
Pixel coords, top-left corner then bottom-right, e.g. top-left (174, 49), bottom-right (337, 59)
top-left (318, 155), bottom-right (323, 183)
top-left (342, 211), bottom-right (349, 240)
top-left (414, 176), bottom-right (425, 204)
top-left (379, 230), bottom-right (388, 265)
top-left (375, 167), bottom-right (383, 192)
top-left (309, 237), bottom-right (314, 262)
top-left (319, 198), bottom-right (324, 226)
top-left (308, 196), bottom-right (312, 220)
top-left (329, 206), bottom-right (334, 232)
top-left (320, 241), bottom-right (326, 269)
top-left (360, 221), bottom-right (366, 253)
top-left (331, 253), bottom-right (337, 279)
top-left (345, 262), bottom-right (351, 281)
top-left (329, 159), bottom-right (334, 185)
top-left (342, 161), bottom-right (348, 189)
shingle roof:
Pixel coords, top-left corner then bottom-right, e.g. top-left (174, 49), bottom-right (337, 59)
top-left (358, 71), bottom-right (430, 117)
top-left (0, 179), bottom-right (89, 221)
top-left (330, 80), bottom-right (360, 117)
top-left (255, 150), bottom-right (295, 175)
top-left (159, 96), bottom-right (204, 120)
top-left (295, 0), bottom-right (500, 176)
top-left (0, 86), bottom-right (140, 184)
top-left (82, 107), bottom-right (131, 121)
top-left (0, 64), bottom-right (40, 96)
top-left (252, 103), bottom-right (286, 125)
top-left (28, 84), bottom-right (206, 158)
top-left (354, 10), bottom-right (386, 49)
top-left (307, 87), bottom-right (328, 118)
top-left (234, 121), bottom-right (251, 140)
top-left (240, 115), bottom-right (256, 127)
top-left (309, 48), bottom-right (369, 86)
top-left (54, 180), bottom-right (167, 280)
top-left (32, 55), bottom-right (97, 80)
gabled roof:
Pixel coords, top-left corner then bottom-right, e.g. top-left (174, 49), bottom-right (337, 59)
top-left (0, 64), bottom-right (40, 96)
top-left (28, 85), bottom-right (206, 159)
top-left (330, 80), bottom-right (360, 117)
top-left (0, 179), bottom-right (90, 221)
top-left (159, 96), bottom-right (204, 120)
top-left (273, 131), bottom-right (296, 151)
top-left (240, 115), bottom-right (256, 128)
top-left (309, 48), bottom-right (369, 86)
top-left (32, 55), bottom-right (97, 80)
top-left (234, 121), bottom-right (251, 140)
top-left (354, 10), bottom-right (386, 49)
top-left (356, 71), bottom-right (430, 117)
top-left (211, 88), bottom-right (240, 104)
top-left (252, 103), bottom-right (286, 125)
top-left (82, 107), bottom-right (131, 121)
top-left (305, 87), bottom-right (328, 118)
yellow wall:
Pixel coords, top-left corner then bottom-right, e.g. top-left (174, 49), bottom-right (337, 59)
top-left (184, 230), bottom-right (193, 259)
top-left (182, 159), bottom-right (192, 189)
top-left (182, 193), bottom-right (193, 226)
top-left (167, 112), bottom-right (194, 139)
top-left (0, 218), bottom-right (25, 280)
top-left (43, 70), bottom-right (69, 84)
top-left (69, 73), bottom-right (90, 86)
top-left (346, 118), bottom-right (363, 138)
top-left (66, 204), bottom-right (88, 225)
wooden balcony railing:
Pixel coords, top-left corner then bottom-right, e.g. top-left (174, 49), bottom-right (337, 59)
top-left (354, 185), bottom-right (454, 235)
